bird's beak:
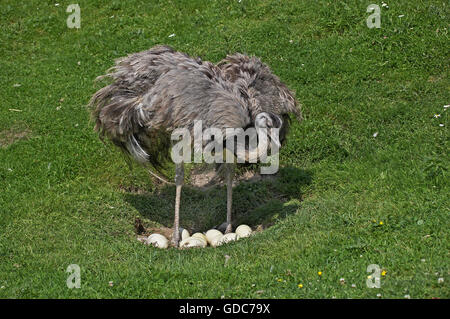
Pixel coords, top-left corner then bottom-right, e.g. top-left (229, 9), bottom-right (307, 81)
top-left (271, 134), bottom-right (281, 149)
top-left (270, 130), bottom-right (281, 150)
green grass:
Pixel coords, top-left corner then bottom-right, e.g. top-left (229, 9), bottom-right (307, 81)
top-left (0, 0), bottom-right (449, 298)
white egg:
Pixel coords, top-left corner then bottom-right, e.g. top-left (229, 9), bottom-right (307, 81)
top-left (205, 229), bottom-right (223, 244)
top-left (235, 225), bottom-right (252, 239)
top-left (219, 233), bottom-right (238, 245)
top-left (192, 232), bottom-right (208, 243)
top-left (210, 235), bottom-right (224, 247)
top-left (180, 228), bottom-right (190, 241)
top-left (146, 234), bottom-right (169, 249)
top-left (179, 237), bottom-right (207, 248)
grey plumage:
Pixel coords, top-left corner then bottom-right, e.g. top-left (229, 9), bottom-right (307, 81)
top-left (90, 45), bottom-right (301, 168)
top-left (217, 52), bottom-right (302, 146)
top-left (218, 52), bottom-right (301, 120)
top-left (89, 45), bottom-right (301, 245)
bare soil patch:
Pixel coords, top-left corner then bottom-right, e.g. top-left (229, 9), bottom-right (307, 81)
top-left (0, 127), bottom-right (31, 148)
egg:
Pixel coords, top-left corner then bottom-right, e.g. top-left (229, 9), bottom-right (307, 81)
top-left (179, 227), bottom-right (190, 241)
top-left (192, 232), bottom-right (208, 243)
top-left (146, 234), bottom-right (169, 249)
top-left (219, 233), bottom-right (238, 245)
top-left (235, 224), bottom-right (252, 239)
top-left (205, 229), bottom-right (223, 244)
top-left (210, 235), bottom-right (224, 247)
top-left (179, 237), bottom-right (207, 248)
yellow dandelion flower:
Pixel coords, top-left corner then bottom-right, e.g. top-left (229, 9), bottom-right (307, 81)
top-left (379, 221), bottom-right (384, 225)
top-left (381, 270), bottom-right (387, 276)
top-left (318, 271), bottom-right (322, 276)
top-left (298, 284), bottom-right (303, 288)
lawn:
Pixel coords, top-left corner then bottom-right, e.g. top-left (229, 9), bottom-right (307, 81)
top-left (0, 0), bottom-right (448, 298)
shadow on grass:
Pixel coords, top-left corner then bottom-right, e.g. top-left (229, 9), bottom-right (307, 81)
top-left (124, 166), bottom-right (312, 234)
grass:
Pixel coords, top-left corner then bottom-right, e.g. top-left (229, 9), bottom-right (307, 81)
top-left (0, 0), bottom-right (448, 298)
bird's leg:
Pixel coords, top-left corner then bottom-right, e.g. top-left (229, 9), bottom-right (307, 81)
top-left (225, 163), bottom-right (235, 234)
top-left (172, 162), bottom-right (184, 247)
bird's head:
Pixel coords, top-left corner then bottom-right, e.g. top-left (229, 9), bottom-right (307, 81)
top-left (254, 112), bottom-right (283, 149)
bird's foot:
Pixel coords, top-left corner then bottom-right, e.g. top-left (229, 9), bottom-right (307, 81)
top-left (171, 231), bottom-right (180, 247)
top-left (171, 237), bottom-right (180, 247)
top-left (225, 223), bottom-right (233, 234)
top-left (216, 222), bottom-right (233, 233)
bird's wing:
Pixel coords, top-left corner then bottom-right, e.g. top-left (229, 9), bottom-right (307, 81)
top-left (217, 53), bottom-right (302, 121)
top-left (137, 62), bottom-right (252, 133)
top-left (90, 45), bottom-right (208, 143)
top-left (93, 45), bottom-right (202, 99)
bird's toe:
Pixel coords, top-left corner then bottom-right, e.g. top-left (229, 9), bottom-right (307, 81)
top-left (171, 237), bottom-right (180, 247)
top-left (224, 223), bottom-right (233, 234)
top-left (171, 232), bottom-right (180, 247)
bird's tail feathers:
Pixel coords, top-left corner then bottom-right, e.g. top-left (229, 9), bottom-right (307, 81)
top-left (89, 80), bottom-right (153, 161)
top-left (126, 134), bottom-right (149, 163)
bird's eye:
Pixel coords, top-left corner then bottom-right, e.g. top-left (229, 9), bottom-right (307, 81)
top-left (254, 113), bottom-right (269, 128)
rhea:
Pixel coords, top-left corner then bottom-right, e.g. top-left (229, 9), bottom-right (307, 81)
top-left (89, 45), bottom-right (301, 246)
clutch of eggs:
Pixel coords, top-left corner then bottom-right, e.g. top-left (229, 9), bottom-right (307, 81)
top-left (144, 224), bottom-right (253, 249)
top-left (181, 224), bottom-right (253, 249)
